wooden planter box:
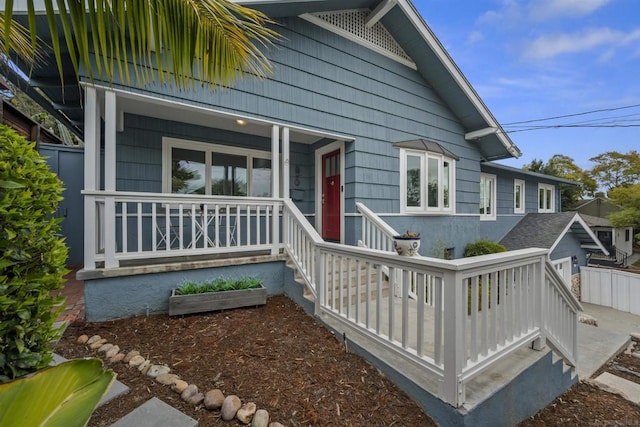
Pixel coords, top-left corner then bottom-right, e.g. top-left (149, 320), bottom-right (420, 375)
top-left (169, 285), bottom-right (267, 316)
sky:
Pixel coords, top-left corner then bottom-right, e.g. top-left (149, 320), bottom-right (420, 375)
top-left (412, 0), bottom-right (640, 171)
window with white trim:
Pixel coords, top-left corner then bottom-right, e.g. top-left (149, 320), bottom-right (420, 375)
top-left (538, 183), bottom-right (555, 213)
top-left (514, 179), bottom-right (525, 214)
top-left (400, 149), bottom-right (454, 213)
top-left (163, 138), bottom-right (272, 197)
top-left (480, 173), bottom-right (496, 220)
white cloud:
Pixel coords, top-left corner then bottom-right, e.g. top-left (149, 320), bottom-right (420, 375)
top-left (522, 27), bottom-right (640, 60)
top-left (467, 30), bottom-right (484, 44)
top-left (529, 0), bottom-right (611, 20)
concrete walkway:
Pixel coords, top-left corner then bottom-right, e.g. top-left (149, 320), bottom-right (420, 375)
top-left (576, 302), bottom-right (640, 379)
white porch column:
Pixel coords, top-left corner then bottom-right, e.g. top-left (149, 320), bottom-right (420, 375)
top-left (271, 125), bottom-right (280, 255)
top-left (103, 90), bottom-right (118, 268)
top-left (282, 127), bottom-right (290, 199)
top-left (83, 87), bottom-right (100, 270)
top-left (271, 125), bottom-right (280, 198)
top-left (440, 270), bottom-right (465, 407)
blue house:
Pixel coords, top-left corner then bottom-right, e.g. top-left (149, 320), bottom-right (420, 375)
top-left (9, 0), bottom-right (607, 424)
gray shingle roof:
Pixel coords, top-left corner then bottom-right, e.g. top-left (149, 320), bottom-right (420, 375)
top-left (500, 212), bottom-right (579, 251)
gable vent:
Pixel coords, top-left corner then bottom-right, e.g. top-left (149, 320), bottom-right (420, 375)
top-left (301, 10), bottom-right (416, 69)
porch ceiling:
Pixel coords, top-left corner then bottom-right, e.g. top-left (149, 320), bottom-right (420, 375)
top-left (102, 86), bottom-right (350, 145)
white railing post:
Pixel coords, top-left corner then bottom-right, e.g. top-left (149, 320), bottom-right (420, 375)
top-left (440, 270), bottom-right (465, 407)
top-left (103, 194), bottom-right (118, 268)
top-left (533, 255), bottom-right (546, 351)
top-left (271, 201), bottom-right (280, 255)
top-left (315, 249), bottom-right (324, 316)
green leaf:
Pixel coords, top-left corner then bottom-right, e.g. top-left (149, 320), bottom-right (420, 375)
top-left (0, 180), bottom-right (25, 189)
top-left (0, 359), bottom-right (115, 427)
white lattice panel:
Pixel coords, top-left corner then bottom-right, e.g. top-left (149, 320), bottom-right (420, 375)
top-left (309, 9), bottom-right (414, 66)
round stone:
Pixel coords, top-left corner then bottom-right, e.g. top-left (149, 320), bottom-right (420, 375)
top-left (86, 335), bottom-right (101, 345)
top-left (156, 373), bottom-right (180, 386)
top-left (77, 335), bottom-right (89, 344)
top-left (204, 389), bottom-right (225, 410)
top-left (236, 402), bottom-right (257, 424)
top-left (123, 350), bottom-right (140, 363)
top-left (172, 380), bottom-right (189, 393)
top-left (128, 355), bottom-right (146, 367)
top-left (251, 409), bottom-right (269, 427)
top-left (221, 395), bottom-right (241, 421)
top-left (147, 365), bottom-right (171, 378)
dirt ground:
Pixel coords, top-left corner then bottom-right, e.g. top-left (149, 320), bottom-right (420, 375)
top-left (55, 295), bottom-right (640, 426)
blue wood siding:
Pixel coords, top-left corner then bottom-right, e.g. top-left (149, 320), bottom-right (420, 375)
top-left (551, 234), bottom-right (585, 275)
top-left (88, 16), bottom-right (485, 217)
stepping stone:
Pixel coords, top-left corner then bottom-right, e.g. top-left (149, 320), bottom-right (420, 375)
top-left (593, 372), bottom-right (640, 405)
top-left (52, 353), bottom-right (129, 407)
top-left (110, 397), bottom-right (197, 427)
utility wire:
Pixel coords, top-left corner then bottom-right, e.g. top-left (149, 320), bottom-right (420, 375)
top-left (502, 103), bottom-right (640, 125)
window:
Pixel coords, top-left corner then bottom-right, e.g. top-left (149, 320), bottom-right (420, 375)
top-left (163, 138), bottom-right (272, 197)
top-left (626, 229), bottom-right (631, 242)
top-left (514, 179), bottom-right (525, 214)
top-left (538, 183), bottom-right (555, 212)
top-left (480, 173), bottom-right (496, 220)
top-left (400, 149), bottom-right (455, 213)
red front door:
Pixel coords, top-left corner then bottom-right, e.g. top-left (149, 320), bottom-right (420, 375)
top-left (322, 150), bottom-right (341, 242)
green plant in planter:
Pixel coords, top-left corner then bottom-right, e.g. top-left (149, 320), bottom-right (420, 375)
top-left (463, 239), bottom-right (506, 257)
top-left (175, 276), bottom-right (262, 295)
top-left (0, 358), bottom-right (115, 427)
top-left (0, 125), bottom-right (68, 381)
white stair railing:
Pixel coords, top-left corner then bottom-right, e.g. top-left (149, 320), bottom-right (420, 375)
top-left (544, 262), bottom-right (582, 366)
top-left (356, 202), bottom-right (398, 252)
top-left (282, 199), bottom-right (323, 297)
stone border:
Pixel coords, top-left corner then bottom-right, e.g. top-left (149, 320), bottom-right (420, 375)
top-left (77, 334), bottom-right (282, 427)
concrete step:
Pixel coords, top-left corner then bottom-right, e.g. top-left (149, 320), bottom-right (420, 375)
top-left (593, 372), bottom-right (640, 405)
top-left (577, 323), bottom-right (630, 379)
top-left (110, 397), bottom-right (197, 427)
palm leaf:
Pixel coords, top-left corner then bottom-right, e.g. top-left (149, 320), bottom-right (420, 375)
top-left (0, 358), bottom-right (115, 427)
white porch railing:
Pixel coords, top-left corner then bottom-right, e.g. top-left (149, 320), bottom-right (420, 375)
top-left (356, 202), bottom-right (397, 252)
top-left (315, 244), bottom-right (559, 406)
top-left (84, 191), bottom-right (282, 268)
top-left (282, 199), bottom-right (323, 297)
top-left (85, 194), bottom-right (581, 407)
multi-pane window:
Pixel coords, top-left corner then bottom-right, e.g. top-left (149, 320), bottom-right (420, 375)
top-left (514, 179), bottom-right (525, 214)
top-left (163, 138), bottom-right (271, 197)
top-left (480, 173), bottom-right (496, 220)
top-left (401, 149), bottom-right (454, 213)
top-left (538, 183), bottom-right (555, 212)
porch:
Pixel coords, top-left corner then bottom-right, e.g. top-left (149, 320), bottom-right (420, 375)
top-left (82, 191), bottom-right (581, 413)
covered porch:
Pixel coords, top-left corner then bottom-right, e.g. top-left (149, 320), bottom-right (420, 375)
top-left (81, 84), bottom-right (352, 271)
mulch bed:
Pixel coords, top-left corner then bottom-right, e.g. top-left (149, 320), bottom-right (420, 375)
top-left (55, 295), bottom-right (640, 426)
top-left (55, 295), bottom-right (435, 426)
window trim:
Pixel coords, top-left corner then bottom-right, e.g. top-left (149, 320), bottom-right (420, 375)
top-left (162, 137), bottom-right (272, 196)
top-left (538, 183), bottom-right (555, 213)
top-left (399, 148), bottom-right (456, 214)
top-left (480, 173), bottom-right (497, 221)
top-left (514, 179), bottom-right (525, 214)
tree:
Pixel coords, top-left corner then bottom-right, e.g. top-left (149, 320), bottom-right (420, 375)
top-left (588, 150), bottom-right (640, 191)
top-left (607, 184), bottom-right (640, 237)
top-left (1, 0), bottom-right (279, 90)
top-left (523, 154), bottom-right (595, 206)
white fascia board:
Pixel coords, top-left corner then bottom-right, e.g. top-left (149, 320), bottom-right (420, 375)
top-left (396, 0), bottom-right (521, 158)
top-left (365, 0), bottom-right (397, 27)
top-left (549, 213), bottom-right (610, 256)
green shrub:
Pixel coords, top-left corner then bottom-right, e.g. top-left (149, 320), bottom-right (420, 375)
top-left (0, 125), bottom-right (68, 382)
top-left (463, 239), bottom-right (507, 257)
top-left (175, 276), bottom-right (262, 295)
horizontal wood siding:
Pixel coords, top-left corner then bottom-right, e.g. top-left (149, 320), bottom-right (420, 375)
top-left (551, 234), bottom-right (585, 275)
top-left (90, 16), bottom-right (484, 219)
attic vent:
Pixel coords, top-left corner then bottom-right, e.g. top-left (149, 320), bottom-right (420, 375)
top-left (302, 10), bottom-right (416, 69)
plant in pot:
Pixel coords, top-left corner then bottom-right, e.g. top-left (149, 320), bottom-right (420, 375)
top-left (169, 276), bottom-right (267, 316)
top-left (393, 231), bottom-right (421, 256)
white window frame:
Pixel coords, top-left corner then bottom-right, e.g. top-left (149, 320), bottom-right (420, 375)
top-left (514, 179), bottom-right (525, 214)
top-left (399, 148), bottom-right (455, 214)
top-left (538, 183), bottom-right (555, 213)
top-left (162, 137), bottom-right (272, 196)
top-left (480, 173), bottom-right (496, 221)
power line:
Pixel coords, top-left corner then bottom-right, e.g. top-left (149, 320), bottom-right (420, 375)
top-left (502, 103), bottom-right (640, 126)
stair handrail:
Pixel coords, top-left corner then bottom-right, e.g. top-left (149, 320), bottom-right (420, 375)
top-left (356, 202), bottom-right (398, 253)
top-left (282, 199), bottom-right (323, 297)
top-left (544, 261), bottom-right (583, 366)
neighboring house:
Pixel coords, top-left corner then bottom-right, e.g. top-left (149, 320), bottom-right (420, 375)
top-left (573, 198), bottom-right (634, 258)
top-left (500, 212), bottom-right (609, 294)
top-left (9, 1), bottom-right (587, 424)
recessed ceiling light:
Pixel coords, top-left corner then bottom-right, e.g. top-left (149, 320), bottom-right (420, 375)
top-left (236, 119), bottom-right (247, 126)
